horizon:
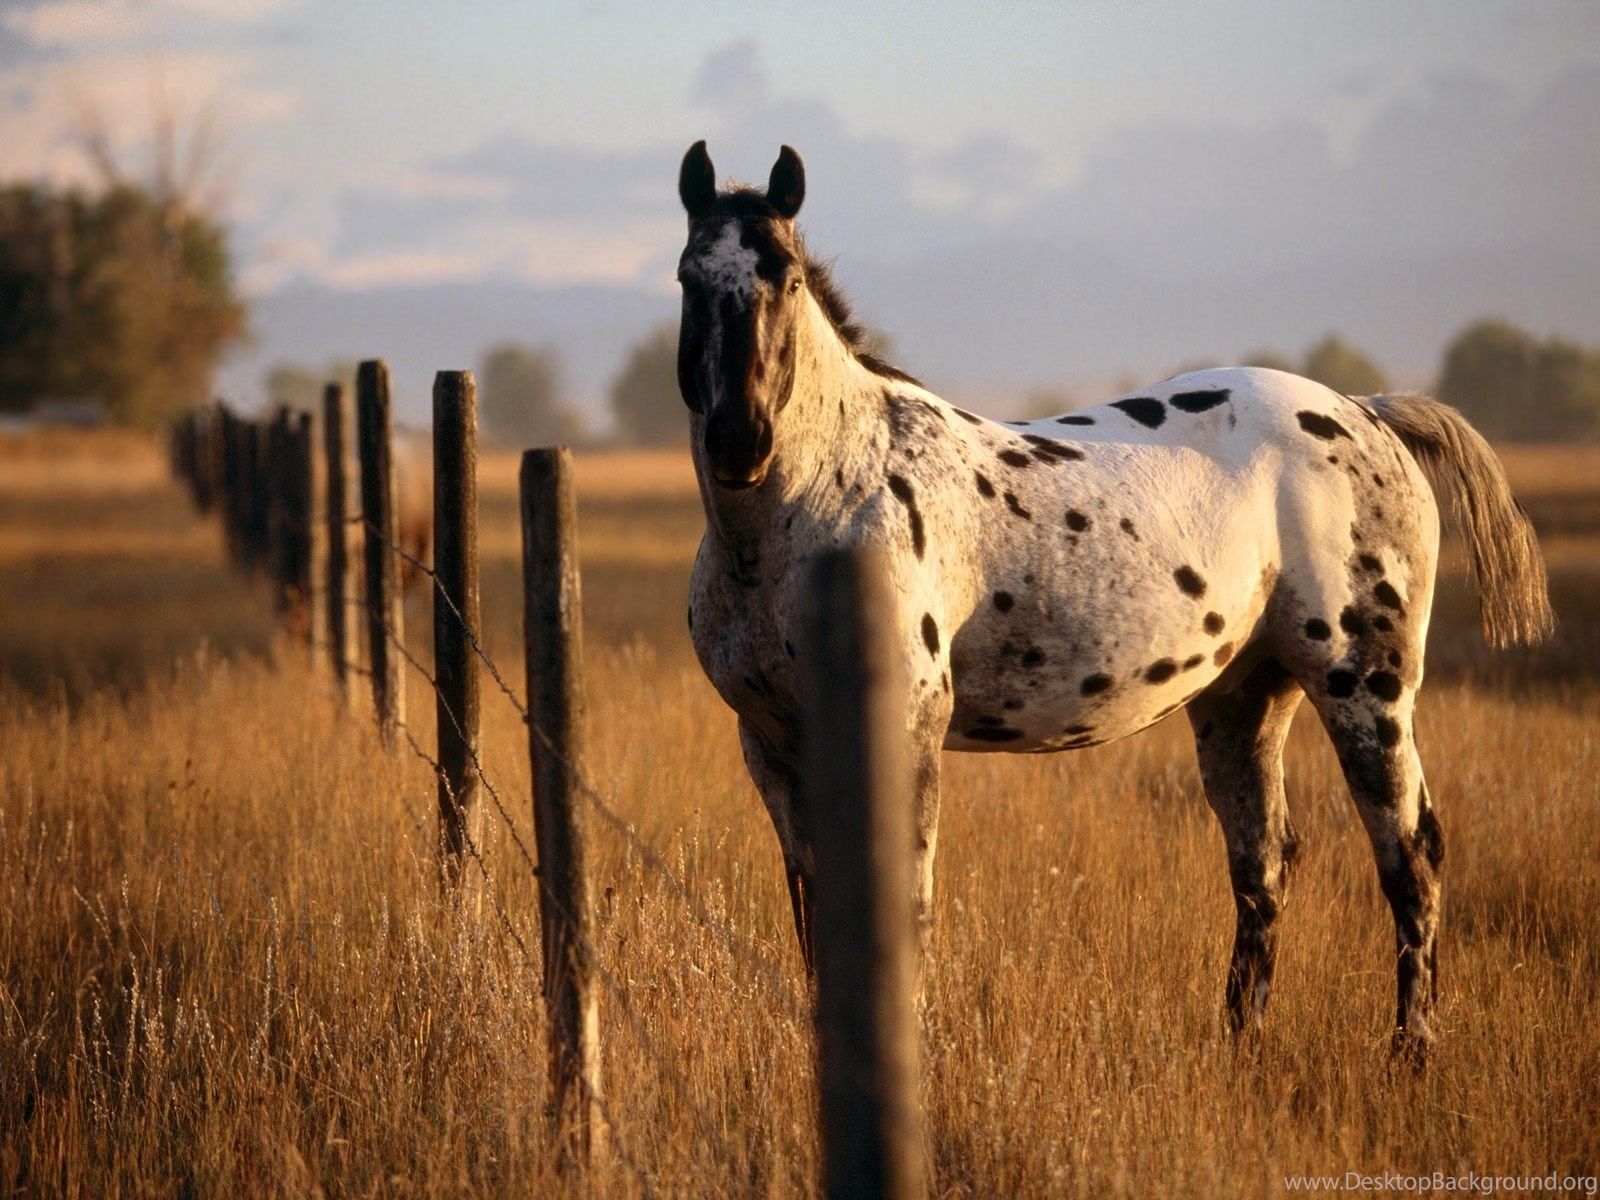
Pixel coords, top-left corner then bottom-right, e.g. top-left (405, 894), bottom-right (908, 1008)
top-left (4, 1), bottom-right (1598, 423)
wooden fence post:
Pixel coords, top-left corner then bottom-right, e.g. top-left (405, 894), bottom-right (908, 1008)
top-left (432, 371), bottom-right (481, 886)
top-left (323, 383), bottom-right (350, 693)
top-left (218, 405), bottom-right (248, 569)
top-left (520, 447), bottom-right (604, 1165)
top-left (284, 410), bottom-right (315, 641)
top-left (267, 407), bottom-right (292, 615)
top-left (357, 359), bottom-right (405, 747)
top-left (801, 547), bottom-right (926, 1200)
top-left (248, 418), bottom-right (273, 574)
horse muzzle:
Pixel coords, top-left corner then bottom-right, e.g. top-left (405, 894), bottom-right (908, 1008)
top-left (705, 406), bottom-right (774, 490)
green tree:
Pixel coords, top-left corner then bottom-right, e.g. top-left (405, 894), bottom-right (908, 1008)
top-left (0, 182), bottom-right (246, 425)
top-left (1301, 335), bottom-right (1390, 396)
top-left (1438, 318), bottom-right (1600, 441)
top-left (477, 342), bottom-right (582, 447)
top-left (609, 324), bottom-right (687, 445)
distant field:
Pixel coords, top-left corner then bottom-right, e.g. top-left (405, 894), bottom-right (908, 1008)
top-left (1, 430), bottom-right (1596, 1197)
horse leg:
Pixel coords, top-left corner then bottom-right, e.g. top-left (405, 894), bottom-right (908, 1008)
top-left (1304, 684), bottom-right (1442, 1062)
top-left (1186, 658), bottom-right (1304, 1037)
top-left (737, 718), bottom-right (815, 973)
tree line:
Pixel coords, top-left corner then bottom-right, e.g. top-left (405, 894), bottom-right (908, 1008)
top-left (4, 176), bottom-right (1598, 441)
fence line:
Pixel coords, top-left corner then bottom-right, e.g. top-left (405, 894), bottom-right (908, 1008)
top-left (168, 358), bottom-right (916, 1196)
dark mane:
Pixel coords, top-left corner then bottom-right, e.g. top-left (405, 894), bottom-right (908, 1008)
top-left (705, 187), bottom-right (921, 387)
top-left (802, 253), bottom-right (922, 386)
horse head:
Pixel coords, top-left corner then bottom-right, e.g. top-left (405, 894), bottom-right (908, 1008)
top-left (676, 141), bottom-right (808, 490)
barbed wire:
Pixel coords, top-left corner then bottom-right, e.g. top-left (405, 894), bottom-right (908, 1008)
top-left (383, 643), bottom-right (723, 1193)
top-left (179, 452), bottom-right (808, 1185)
top-left (354, 515), bottom-right (809, 1020)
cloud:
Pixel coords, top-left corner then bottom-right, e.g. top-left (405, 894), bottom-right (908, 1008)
top-left (256, 39), bottom-right (1599, 402)
top-left (691, 37), bottom-right (767, 110)
top-left (0, 49), bottom-right (297, 188)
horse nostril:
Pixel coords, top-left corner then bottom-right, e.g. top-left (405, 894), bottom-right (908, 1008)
top-left (706, 408), bottom-right (773, 480)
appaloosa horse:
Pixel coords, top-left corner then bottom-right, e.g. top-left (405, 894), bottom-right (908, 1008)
top-left (675, 141), bottom-right (1553, 1056)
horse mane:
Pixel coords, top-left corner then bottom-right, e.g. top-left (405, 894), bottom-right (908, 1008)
top-left (713, 187), bottom-right (921, 387)
top-left (801, 254), bottom-right (922, 386)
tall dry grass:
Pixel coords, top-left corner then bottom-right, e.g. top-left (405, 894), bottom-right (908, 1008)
top-left (1, 433), bottom-right (1597, 1197)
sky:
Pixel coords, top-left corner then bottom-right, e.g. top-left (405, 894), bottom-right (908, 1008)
top-left (4, 0), bottom-right (1599, 421)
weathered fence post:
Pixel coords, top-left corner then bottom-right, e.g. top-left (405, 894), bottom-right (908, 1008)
top-left (284, 410), bottom-right (315, 641)
top-left (218, 404), bottom-right (248, 569)
top-left (520, 447), bottom-right (604, 1165)
top-left (357, 359), bottom-right (405, 747)
top-left (247, 418), bottom-right (273, 574)
top-left (267, 407), bottom-right (292, 615)
top-left (432, 371), bottom-right (481, 887)
top-left (801, 547), bottom-right (926, 1200)
top-left (322, 382), bottom-right (350, 692)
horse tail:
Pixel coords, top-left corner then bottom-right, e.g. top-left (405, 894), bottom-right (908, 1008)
top-left (1367, 391), bottom-right (1554, 648)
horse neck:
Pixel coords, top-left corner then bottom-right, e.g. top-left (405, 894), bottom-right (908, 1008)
top-left (703, 296), bottom-right (887, 535)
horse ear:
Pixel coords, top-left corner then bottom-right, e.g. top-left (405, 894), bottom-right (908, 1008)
top-left (767, 145), bottom-right (805, 219)
top-left (679, 140), bottom-right (717, 219)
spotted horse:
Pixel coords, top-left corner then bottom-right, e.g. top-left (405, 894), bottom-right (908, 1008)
top-left (675, 141), bottom-right (1554, 1059)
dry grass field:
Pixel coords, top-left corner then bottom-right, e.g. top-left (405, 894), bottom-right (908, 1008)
top-left (1, 430), bottom-right (1596, 1198)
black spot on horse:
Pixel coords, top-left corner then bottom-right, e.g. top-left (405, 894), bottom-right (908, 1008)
top-left (1296, 410), bottom-right (1352, 440)
top-left (1005, 492), bottom-right (1032, 520)
top-left (1366, 670), bottom-right (1403, 702)
top-left (1388, 649), bottom-right (1402, 668)
top-left (1304, 617), bottom-right (1332, 640)
top-left (1003, 698), bottom-right (1023, 711)
top-left (1174, 566), bottom-right (1207, 598)
top-left (1145, 658), bottom-right (1178, 684)
top-left (1373, 615), bottom-right (1394, 633)
top-left (1057, 414), bottom-right (1095, 426)
top-left (974, 471), bottom-right (996, 498)
top-left (966, 727), bottom-right (1022, 743)
top-left (886, 474), bottom-right (926, 559)
top-left (1213, 642), bottom-right (1235, 667)
top-left (993, 591), bottom-right (1015, 612)
top-left (1375, 715), bottom-right (1402, 748)
top-left (921, 613), bottom-right (940, 657)
top-left (1169, 388), bottom-right (1230, 413)
top-left (1374, 581), bottom-right (1404, 611)
top-left (1358, 553), bottom-right (1382, 572)
top-left (834, 468), bottom-right (844, 488)
top-left (1062, 724), bottom-right (1094, 735)
top-left (1023, 434), bottom-right (1085, 464)
top-left (1182, 653), bottom-right (1205, 671)
top-left (1065, 509), bottom-right (1090, 532)
top-left (953, 407), bottom-right (983, 424)
top-left (1372, 473), bottom-right (1385, 488)
top-left (1080, 673), bottom-right (1113, 696)
top-left (1326, 669), bottom-right (1359, 698)
top-left (1021, 647), bottom-right (1046, 668)
top-left (998, 449), bottom-right (1032, 469)
top-left (1111, 396), bottom-right (1166, 428)
top-left (1340, 607), bottom-right (1367, 636)
top-left (1203, 612), bottom-right (1225, 635)
top-left (1119, 517), bottom-right (1139, 539)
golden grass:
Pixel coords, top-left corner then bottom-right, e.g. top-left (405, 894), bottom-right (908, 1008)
top-left (2, 432), bottom-right (1598, 1197)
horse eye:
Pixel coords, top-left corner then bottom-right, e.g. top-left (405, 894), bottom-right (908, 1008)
top-left (787, 277), bottom-right (802, 295)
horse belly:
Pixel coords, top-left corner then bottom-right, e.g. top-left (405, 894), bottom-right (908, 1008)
top-left (943, 533), bottom-right (1270, 752)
